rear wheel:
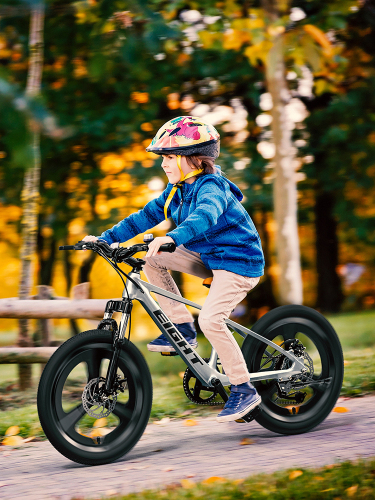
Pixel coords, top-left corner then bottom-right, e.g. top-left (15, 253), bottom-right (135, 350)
top-left (37, 330), bottom-right (152, 465)
top-left (242, 305), bottom-right (343, 435)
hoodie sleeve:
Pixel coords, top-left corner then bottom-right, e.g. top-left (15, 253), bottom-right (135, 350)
top-left (166, 178), bottom-right (228, 246)
top-left (99, 185), bottom-right (173, 244)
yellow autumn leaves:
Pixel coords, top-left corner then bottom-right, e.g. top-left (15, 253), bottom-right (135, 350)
top-left (1, 425), bottom-right (35, 447)
top-left (198, 10), bottom-right (335, 72)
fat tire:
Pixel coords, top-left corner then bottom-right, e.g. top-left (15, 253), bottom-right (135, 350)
top-left (37, 330), bottom-right (152, 465)
top-left (242, 305), bottom-right (343, 435)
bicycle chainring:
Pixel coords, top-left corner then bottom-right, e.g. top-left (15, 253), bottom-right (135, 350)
top-left (183, 359), bottom-right (223, 405)
top-left (82, 377), bottom-right (117, 418)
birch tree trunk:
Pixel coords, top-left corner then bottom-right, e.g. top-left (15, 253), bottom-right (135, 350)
top-left (262, 0), bottom-right (303, 305)
top-left (18, 2), bottom-right (45, 390)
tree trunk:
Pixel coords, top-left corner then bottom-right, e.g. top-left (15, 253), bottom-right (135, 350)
top-left (262, 3), bottom-right (303, 305)
top-left (17, 2), bottom-right (45, 390)
top-left (243, 209), bottom-right (278, 324)
top-left (314, 189), bottom-right (344, 312)
top-left (37, 230), bottom-right (57, 286)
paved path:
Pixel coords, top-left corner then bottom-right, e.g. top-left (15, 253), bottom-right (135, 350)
top-left (1, 396), bottom-right (375, 499)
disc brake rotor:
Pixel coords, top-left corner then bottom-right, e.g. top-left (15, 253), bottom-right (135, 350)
top-left (82, 377), bottom-right (117, 418)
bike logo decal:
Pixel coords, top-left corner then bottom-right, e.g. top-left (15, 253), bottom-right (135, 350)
top-left (154, 310), bottom-right (203, 365)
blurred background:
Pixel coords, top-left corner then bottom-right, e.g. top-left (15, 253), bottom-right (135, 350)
top-left (0, 0), bottom-right (374, 393)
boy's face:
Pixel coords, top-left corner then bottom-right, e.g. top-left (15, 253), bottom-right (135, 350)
top-left (161, 155), bottom-right (193, 184)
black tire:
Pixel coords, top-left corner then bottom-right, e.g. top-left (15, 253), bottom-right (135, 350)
top-left (242, 305), bottom-right (344, 435)
top-left (37, 330), bottom-right (152, 465)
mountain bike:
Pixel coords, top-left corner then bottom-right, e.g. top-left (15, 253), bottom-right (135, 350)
top-left (37, 238), bottom-right (344, 466)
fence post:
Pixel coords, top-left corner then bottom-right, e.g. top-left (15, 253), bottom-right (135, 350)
top-left (36, 285), bottom-right (53, 375)
top-left (36, 285), bottom-right (53, 346)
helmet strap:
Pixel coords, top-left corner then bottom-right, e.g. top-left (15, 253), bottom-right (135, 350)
top-left (163, 155), bottom-right (203, 219)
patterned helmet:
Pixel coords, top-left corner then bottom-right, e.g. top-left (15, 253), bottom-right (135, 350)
top-left (145, 116), bottom-right (220, 159)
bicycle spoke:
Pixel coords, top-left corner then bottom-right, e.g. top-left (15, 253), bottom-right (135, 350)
top-left (112, 402), bottom-right (132, 424)
top-left (282, 323), bottom-right (296, 341)
top-left (312, 382), bottom-right (326, 396)
top-left (85, 350), bottom-right (102, 381)
top-left (60, 403), bottom-right (86, 433)
top-left (257, 380), bottom-right (278, 399)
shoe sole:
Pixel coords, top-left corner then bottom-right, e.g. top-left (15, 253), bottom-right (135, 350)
top-left (216, 396), bottom-right (261, 423)
top-left (147, 341), bottom-right (198, 353)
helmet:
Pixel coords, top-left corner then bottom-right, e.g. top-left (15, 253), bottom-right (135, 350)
top-left (146, 116), bottom-right (220, 159)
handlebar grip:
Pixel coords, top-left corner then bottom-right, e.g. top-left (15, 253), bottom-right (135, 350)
top-left (59, 245), bottom-right (75, 250)
top-left (159, 242), bottom-right (176, 253)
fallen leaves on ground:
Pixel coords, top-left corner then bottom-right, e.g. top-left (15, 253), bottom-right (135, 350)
top-left (154, 417), bottom-right (170, 425)
top-left (1, 426), bottom-right (32, 447)
top-left (346, 485), bottom-right (358, 496)
top-left (289, 470), bottom-right (303, 480)
top-left (240, 438), bottom-right (254, 445)
top-left (332, 407), bottom-right (349, 413)
top-left (183, 419), bottom-right (198, 426)
top-left (5, 426), bottom-right (19, 436)
top-left (93, 418), bottom-right (108, 428)
top-left (201, 476), bottom-right (227, 485)
top-left (180, 479), bottom-right (195, 489)
top-left (2, 435), bottom-right (24, 447)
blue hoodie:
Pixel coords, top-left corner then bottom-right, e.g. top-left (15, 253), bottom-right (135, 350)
top-left (99, 167), bottom-right (264, 277)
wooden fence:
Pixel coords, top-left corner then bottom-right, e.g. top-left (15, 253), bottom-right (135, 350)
top-left (0, 283), bottom-right (116, 364)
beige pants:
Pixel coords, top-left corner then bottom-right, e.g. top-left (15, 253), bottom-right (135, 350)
top-left (144, 245), bottom-right (260, 385)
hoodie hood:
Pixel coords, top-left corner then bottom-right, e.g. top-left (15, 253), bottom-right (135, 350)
top-left (214, 165), bottom-right (243, 202)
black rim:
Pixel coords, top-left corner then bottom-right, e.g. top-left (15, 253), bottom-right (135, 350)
top-left (252, 318), bottom-right (339, 423)
top-left (50, 341), bottom-right (144, 453)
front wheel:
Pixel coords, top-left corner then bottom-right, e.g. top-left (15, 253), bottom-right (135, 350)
top-left (242, 305), bottom-right (344, 435)
top-left (37, 330), bottom-right (152, 465)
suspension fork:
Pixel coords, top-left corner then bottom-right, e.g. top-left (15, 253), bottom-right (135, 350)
top-left (100, 300), bottom-right (133, 393)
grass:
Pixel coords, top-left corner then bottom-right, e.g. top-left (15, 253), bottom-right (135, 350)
top-left (1, 309), bottom-right (375, 439)
top-left (95, 458), bottom-right (375, 499)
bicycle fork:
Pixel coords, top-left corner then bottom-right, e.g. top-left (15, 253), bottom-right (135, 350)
top-left (97, 299), bottom-right (133, 393)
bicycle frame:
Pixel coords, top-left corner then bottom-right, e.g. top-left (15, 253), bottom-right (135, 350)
top-left (103, 269), bottom-right (306, 388)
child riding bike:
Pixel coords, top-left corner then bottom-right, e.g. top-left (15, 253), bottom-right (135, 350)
top-left (83, 116), bottom-right (265, 423)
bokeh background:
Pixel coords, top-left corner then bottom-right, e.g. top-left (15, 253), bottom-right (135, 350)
top-left (0, 0), bottom-right (374, 348)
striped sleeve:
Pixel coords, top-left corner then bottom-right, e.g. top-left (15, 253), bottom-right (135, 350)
top-left (166, 179), bottom-right (227, 246)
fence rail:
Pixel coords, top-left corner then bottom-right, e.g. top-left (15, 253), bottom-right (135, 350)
top-left (0, 284), bottom-right (119, 364)
top-left (0, 298), bottom-right (110, 319)
top-left (0, 347), bottom-right (58, 364)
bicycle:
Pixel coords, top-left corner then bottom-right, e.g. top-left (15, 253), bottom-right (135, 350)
top-left (37, 237), bottom-right (344, 466)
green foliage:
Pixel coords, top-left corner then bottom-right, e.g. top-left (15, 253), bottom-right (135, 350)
top-left (89, 459), bottom-right (375, 499)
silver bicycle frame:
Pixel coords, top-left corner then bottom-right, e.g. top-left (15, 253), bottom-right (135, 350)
top-left (113, 270), bottom-right (305, 388)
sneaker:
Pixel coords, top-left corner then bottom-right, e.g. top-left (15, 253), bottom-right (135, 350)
top-left (147, 322), bottom-right (198, 352)
top-left (216, 381), bottom-right (261, 423)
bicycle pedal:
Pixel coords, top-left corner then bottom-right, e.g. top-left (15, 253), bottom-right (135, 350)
top-left (235, 406), bottom-right (261, 423)
top-left (161, 351), bottom-right (179, 356)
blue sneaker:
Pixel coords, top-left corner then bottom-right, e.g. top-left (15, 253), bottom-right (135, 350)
top-left (147, 322), bottom-right (198, 352)
top-left (217, 381), bottom-right (261, 423)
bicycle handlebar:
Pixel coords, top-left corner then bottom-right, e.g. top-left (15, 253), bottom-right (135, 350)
top-left (58, 240), bottom-right (176, 263)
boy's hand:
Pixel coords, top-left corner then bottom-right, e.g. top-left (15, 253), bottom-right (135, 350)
top-left (82, 235), bottom-right (98, 242)
top-left (146, 236), bottom-right (174, 258)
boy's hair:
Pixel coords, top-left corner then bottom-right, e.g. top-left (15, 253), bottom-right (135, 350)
top-left (186, 155), bottom-right (217, 175)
